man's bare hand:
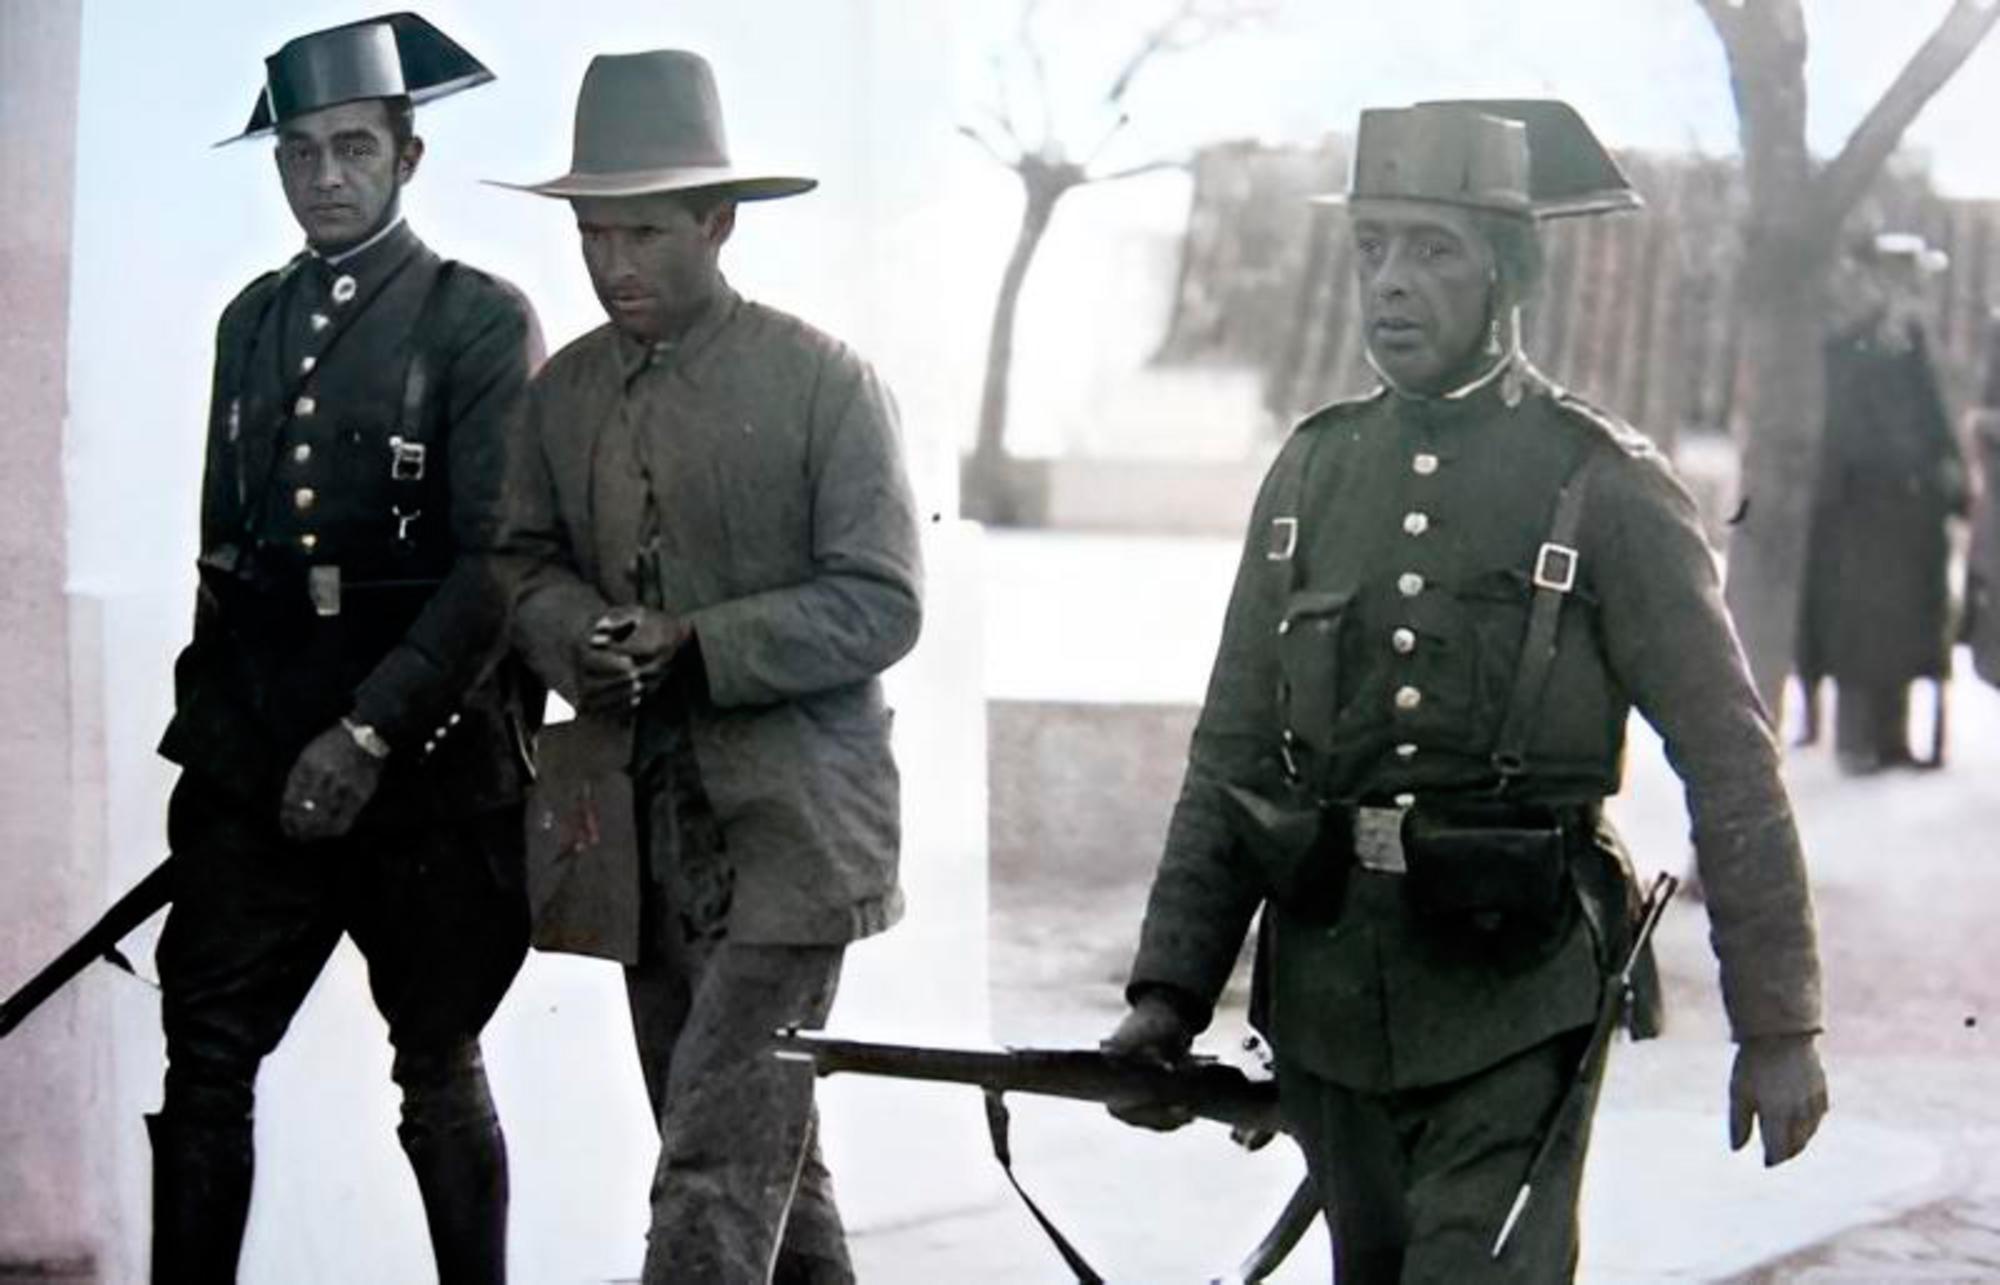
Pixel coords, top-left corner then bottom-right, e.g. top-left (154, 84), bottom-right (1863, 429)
top-left (1100, 993), bottom-right (1198, 1132)
top-left (577, 605), bottom-right (692, 712)
top-left (279, 724), bottom-right (384, 841)
top-left (1728, 1033), bottom-right (1829, 1167)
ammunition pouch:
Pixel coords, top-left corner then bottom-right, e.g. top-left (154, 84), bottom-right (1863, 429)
top-left (1219, 781), bottom-right (1347, 921)
top-left (1399, 800), bottom-right (1580, 968)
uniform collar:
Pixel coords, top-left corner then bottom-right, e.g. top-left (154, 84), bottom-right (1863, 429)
top-left (297, 218), bottom-right (421, 300)
top-left (615, 281), bottom-right (742, 383)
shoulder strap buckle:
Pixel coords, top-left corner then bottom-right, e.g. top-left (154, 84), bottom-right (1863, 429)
top-left (1533, 541), bottom-right (1578, 593)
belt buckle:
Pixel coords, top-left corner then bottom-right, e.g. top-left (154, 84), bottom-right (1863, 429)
top-left (1352, 805), bottom-right (1408, 874)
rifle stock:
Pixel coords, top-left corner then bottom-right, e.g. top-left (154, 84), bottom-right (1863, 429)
top-left (0, 858), bottom-right (175, 1039)
top-left (773, 1030), bottom-right (1283, 1137)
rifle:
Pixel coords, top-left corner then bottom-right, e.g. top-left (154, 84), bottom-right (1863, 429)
top-left (0, 858), bottom-right (174, 1039)
top-left (774, 1030), bottom-right (1313, 1283)
top-left (1491, 869), bottom-right (1678, 1258)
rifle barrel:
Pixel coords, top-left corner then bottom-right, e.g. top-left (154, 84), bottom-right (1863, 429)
top-left (0, 859), bottom-right (175, 1039)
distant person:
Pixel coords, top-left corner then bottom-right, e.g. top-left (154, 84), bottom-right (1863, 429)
top-left (1796, 232), bottom-right (1965, 772)
top-left (1102, 100), bottom-right (1827, 1283)
top-left (493, 51), bottom-right (922, 1284)
top-left (149, 14), bottom-right (543, 1284)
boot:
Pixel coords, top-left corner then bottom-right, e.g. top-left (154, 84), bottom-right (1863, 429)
top-left (147, 1111), bottom-right (253, 1285)
top-left (399, 1119), bottom-right (510, 1285)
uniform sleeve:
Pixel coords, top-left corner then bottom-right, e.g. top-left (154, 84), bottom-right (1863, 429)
top-left (1588, 451), bottom-right (1824, 1039)
top-left (1124, 443), bottom-right (1302, 1029)
top-left (680, 355), bottom-right (924, 706)
top-left (348, 282), bottom-right (544, 750)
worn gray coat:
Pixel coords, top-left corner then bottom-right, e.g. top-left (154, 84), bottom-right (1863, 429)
top-left (502, 286), bottom-right (923, 944)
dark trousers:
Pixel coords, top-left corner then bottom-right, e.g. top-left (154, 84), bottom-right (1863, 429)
top-left (627, 726), bottom-right (852, 1285)
top-left (1833, 679), bottom-right (1915, 770)
top-left (1277, 1030), bottom-right (1595, 1284)
top-left (152, 773), bottom-right (528, 1284)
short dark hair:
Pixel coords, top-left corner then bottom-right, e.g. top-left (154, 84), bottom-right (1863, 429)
top-left (674, 188), bottom-right (737, 224)
top-left (384, 95), bottom-right (416, 149)
top-left (1469, 208), bottom-right (1545, 301)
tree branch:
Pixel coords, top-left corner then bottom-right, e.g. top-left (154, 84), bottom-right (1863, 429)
top-left (956, 121), bottom-right (1021, 170)
top-left (1086, 155), bottom-right (1187, 184)
top-left (1813, 0), bottom-right (2000, 233)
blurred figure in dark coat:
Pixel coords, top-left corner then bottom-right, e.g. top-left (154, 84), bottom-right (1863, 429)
top-left (1797, 232), bottom-right (1966, 772)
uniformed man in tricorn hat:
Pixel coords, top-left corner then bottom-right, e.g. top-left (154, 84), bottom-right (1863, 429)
top-left (1103, 101), bottom-right (1828, 1281)
top-left (150, 13), bottom-right (541, 1282)
top-left (494, 49), bottom-right (921, 1285)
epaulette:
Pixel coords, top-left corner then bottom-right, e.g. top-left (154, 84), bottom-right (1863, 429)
top-left (1293, 385), bottom-right (1389, 436)
top-left (1549, 390), bottom-right (1663, 462)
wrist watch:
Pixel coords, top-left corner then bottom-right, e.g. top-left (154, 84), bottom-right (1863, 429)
top-left (341, 716), bottom-right (391, 760)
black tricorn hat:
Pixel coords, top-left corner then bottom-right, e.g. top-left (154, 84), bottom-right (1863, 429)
top-left (219, 12), bottom-right (492, 146)
top-left (1320, 99), bottom-right (1641, 220)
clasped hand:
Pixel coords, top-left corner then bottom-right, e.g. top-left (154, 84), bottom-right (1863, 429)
top-left (577, 604), bottom-right (692, 713)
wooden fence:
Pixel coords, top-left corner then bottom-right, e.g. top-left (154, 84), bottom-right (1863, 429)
top-left (1155, 137), bottom-right (2000, 448)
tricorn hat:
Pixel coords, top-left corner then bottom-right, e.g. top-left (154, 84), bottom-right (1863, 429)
top-left (219, 12), bottom-right (492, 146)
top-left (489, 50), bottom-right (816, 201)
top-left (1319, 99), bottom-right (1641, 220)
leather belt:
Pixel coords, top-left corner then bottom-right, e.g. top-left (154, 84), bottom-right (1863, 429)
top-left (1351, 805), bottom-right (1409, 874)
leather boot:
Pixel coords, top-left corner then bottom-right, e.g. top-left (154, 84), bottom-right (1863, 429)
top-left (398, 1119), bottom-right (510, 1285)
top-left (147, 1111), bottom-right (253, 1285)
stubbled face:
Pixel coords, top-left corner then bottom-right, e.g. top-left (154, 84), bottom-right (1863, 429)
top-left (572, 193), bottom-right (736, 344)
top-left (1351, 199), bottom-right (1498, 395)
top-left (275, 99), bottom-right (418, 252)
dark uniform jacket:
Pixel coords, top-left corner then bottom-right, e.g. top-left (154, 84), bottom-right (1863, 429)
top-left (160, 220), bottom-right (543, 819)
top-left (502, 285), bottom-right (923, 945)
top-left (1130, 366), bottom-right (1823, 1091)
top-left (1799, 319), bottom-right (1963, 686)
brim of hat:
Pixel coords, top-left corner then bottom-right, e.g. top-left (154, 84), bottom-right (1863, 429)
top-left (485, 166), bottom-right (817, 201)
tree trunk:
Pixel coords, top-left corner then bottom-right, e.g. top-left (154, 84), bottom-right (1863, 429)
top-left (962, 171), bottom-right (1068, 525)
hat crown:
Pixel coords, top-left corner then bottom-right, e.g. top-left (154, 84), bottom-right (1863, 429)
top-left (570, 51), bottom-right (731, 178)
top-left (226, 12), bottom-right (491, 144)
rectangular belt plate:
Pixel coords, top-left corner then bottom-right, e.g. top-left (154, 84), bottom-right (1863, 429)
top-left (308, 564), bottom-right (342, 618)
top-left (1352, 806), bottom-right (1408, 874)
top-left (391, 439), bottom-right (428, 482)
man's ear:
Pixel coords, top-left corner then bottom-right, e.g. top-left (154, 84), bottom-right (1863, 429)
top-left (398, 135), bottom-right (426, 185)
top-left (706, 202), bottom-right (737, 250)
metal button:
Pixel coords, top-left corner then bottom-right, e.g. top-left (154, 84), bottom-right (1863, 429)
top-left (1398, 572), bottom-right (1425, 597)
top-left (299, 356), bottom-right (316, 374)
top-left (1394, 685), bottom-right (1422, 711)
top-left (1392, 627), bottom-right (1416, 654)
top-left (293, 443), bottom-right (312, 464)
top-left (1413, 452), bottom-right (1439, 476)
top-left (423, 739), bottom-right (437, 754)
top-left (310, 312), bottom-right (331, 332)
top-left (299, 532), bottom-right (319, 551)
top-left (448, 713), bottom-right (461, 726)
top-left (1403, 512), bottom-right (1430, 536)
top-left (331, 275), bottom-right (357, 304)
top-left (294, 487), bottom-right (316, 511)
top-left (1395, 742), bottom-right (1418, 759)
top-left (1393, 792), bottom-right (1416, 808)
top-left (295, 395), bottom-right (316, 417)
top-left (1277, 619), bottom-right (1292, 636)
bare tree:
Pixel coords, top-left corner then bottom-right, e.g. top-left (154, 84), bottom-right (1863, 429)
top-left (1696, 0), bottom-right (1999, 714)
top-left (958, 0), bottom-right (1271, 524)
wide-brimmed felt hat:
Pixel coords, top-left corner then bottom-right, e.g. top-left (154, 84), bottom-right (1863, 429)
top-left (219, 12), bottom-right (491, 147)
top-left (489, 50), bottom-right (816, 201)
top-left (1315, 99), bottom-right (1641, 220)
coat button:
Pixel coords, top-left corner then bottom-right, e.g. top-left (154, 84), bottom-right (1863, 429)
top-left (331, 275), bottom-right (358, 304)
top-left (1277, 619), bottom-right (1292, 635)
top-left (1395, 742), bottom-right (1418, 759)
top-left (1397, 572), bottom-right (1425, 597)
top-left (1412, 453), bottom-right (1439, 476)
top-left (293, 443), bottom-right (312, 464)
top-left (295, 395), bottom-right (316, 417)
top-left (310, 312), bottom-right (331, 332)
top-left (294, 487), bottom-right (316, 511)
top-left (1393, 792), bottom-right (1416, 808)
top-left (1392, 627), bottom-right (1416, 654)
top-left (1403, 512), bottom-right (1430, 536)
top-left (299, 532), bottom-right (318, 551)
top-left (1394, 685), bottom-right (1422, 711)
top-left (299, 356), bottom-right (317, 374)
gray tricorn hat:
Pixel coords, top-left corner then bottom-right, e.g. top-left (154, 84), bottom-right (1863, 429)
top-left (219, 12), bottom-right (492, 146)
top-left (490, 50), bottom-right (816, 201)
top-left (1320, 99), bottom-right (1641, 220)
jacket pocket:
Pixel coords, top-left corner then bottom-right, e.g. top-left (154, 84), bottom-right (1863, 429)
top-left (1276, 589), bottom-right (1354, 754)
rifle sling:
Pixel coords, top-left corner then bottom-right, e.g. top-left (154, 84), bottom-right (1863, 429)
top-left (983, 1090), bottom-right (1107, 1285)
